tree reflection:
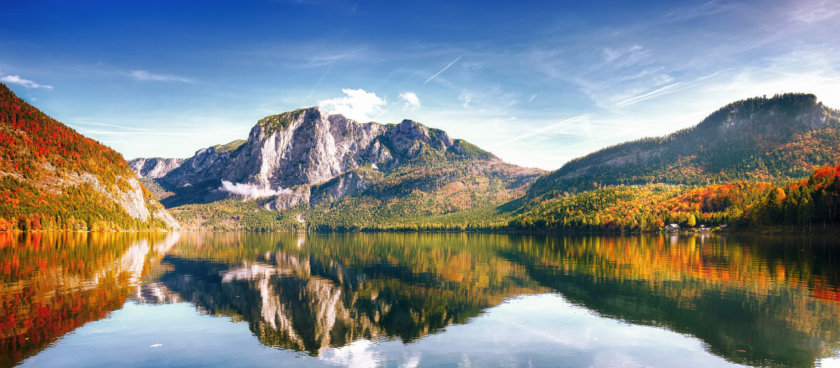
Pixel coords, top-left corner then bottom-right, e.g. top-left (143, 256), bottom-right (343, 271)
top-left (2, 232), bottom-right (839, 367)
top-left (0, 232), bottom-right (179, 367)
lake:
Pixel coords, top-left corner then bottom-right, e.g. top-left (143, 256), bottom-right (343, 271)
top-left (1, 232), bottom-right (839, 367)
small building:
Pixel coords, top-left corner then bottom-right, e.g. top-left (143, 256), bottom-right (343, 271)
top-left (666, 223), bottom-right (680, 232)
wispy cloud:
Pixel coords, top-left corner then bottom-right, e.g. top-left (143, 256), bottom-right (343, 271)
top-left (659, 0), bottom-right (729, 24)
top-left (399, 91), bottom-right (421, 110)
top-left (602, 45), bottom-right (649, 67)
top-left (319, 88), bottom-right (387, 122)
top-left (459, 92), bottom-right (472, 108)
top-left (0, 75), bottom-right (53, 90)
top-left (69, 120), bottom-right (196, 136)
top-left (790, 0), bottom-right (840, 24)
top-left (611, 72), bottom-right (720, 107)
top-left (611, 83), bottom-right (681, 107)
top-left (508, 113), bottom-right (596, 143)
top-left (220, 180), bottom-right (287, 199)
top-left (424, 56), bottom-right (461, 85)
top-left (129, 70), bottom-right (193, 83)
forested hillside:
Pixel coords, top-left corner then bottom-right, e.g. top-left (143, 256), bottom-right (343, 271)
top-left (510, 161), bottom-right (840, 232)
top-left (530, 93), bottom-right (840, 196)
top-left (0, 83), bottom-right (178, 231)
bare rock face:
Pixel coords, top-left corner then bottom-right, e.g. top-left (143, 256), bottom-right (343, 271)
top-left (237, 109), bottom-right (388, 189)
top-left (310, 171), bottom-right (369, 206)
top-left (139, 107), bottom-right (494, 209)
top-left (265, 186), bottom-right (311, 211)
top-left (383, 119), bottom-right (454, 158)
top-left (160, 108), bottom-right (388, 191)
top-left (129, 158), bottom-right (185, 179)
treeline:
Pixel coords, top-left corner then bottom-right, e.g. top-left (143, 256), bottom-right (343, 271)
top-left (0, 177), bottom-right (169, 232)
top-left (167, 162), bottom-right (840, 234)
top-left (309, 162), bottom-right (840, 233)
top-left (746, 164), bottom-right (840, 226)
top-left (511, 163), bottom-right (840, 232)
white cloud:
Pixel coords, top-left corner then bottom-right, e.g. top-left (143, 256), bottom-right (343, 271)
top-left (399, 91), bottom-right (421, 110)
top-left (219, 180), bottom-right (287, 199)
top-left (319, 88), bottom-right (387, 122)
top-left (0, 75), bottom-right (53, 90)
top-left (319, 340), bottom-right (381, 368)
top-left (129, 70), bottom-right (192, 83)
top-left (400, 355), bottom-right (421, 368)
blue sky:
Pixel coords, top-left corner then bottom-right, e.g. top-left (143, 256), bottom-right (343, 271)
top-left (1, 0), bottom-right (839, 169)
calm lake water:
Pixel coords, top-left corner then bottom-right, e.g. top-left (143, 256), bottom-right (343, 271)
top-left (1, 232), bottom-right (839, 367)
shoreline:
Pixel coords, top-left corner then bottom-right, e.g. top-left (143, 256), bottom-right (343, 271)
top-left (4, 225), bottom-right (840, 236)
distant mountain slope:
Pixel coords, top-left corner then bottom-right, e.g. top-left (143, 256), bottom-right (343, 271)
top-left (133, 107), bottom-right (541, 230)
top-left (129, 157), bottom-right (185, 179)
top-left (530, 93), bottom-right (840, 196)
top-left (0, 83), bottom-right (178, 231)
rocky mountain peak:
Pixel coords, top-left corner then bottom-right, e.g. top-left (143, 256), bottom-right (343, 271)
top-left (133, 107), bottom-right (506, 208)
top-left (384, 119), bottom-right (454, 158)
top-left (256, 107), bottom-right (320, 134)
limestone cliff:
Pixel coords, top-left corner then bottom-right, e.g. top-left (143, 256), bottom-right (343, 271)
top-left (135, 107), bottom-right (528, 211)
top-left (128, 158), bottom-right (185, 179)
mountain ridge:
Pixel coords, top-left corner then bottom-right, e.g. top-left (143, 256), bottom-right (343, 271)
top-left (125, 93), bottom-right (840, 232)
top-left (530, 93), bottom-right (840, 196)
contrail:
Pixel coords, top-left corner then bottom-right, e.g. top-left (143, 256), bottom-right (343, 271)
top-left (424, 56), bottom-right (461, 85)
top-left (302, 63), bottom-right (333, 105)
top-left (508, 113), bottom-right (597, 143)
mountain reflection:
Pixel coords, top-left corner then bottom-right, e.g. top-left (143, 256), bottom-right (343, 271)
top-left (154, 233), bottom-right (542, 355)
top-left (2, 232), bottom-right (840, 367)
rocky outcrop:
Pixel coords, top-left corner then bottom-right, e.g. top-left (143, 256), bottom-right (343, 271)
top-left (310, 171), bottom-right (369, 206)
top-left (158, 108), bottom-right (388, 191)
top-left (40, 158), bottom-right (179, 229)
top-left (383, 119), bottom-right (454, 158)
top-left (129, 158), bottom-right (185, 179)
top-left (265, 186), bottom-right (311, 211)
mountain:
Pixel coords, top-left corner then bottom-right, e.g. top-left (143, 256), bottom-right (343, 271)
top-left (0, 83), bottom-right (178, 231)
top-left (129, 157), bottom-right (185, 179)
top-left (133, 107), bottom-right (541, 230)
top-left (530, 93), bottom-right (840, 196)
